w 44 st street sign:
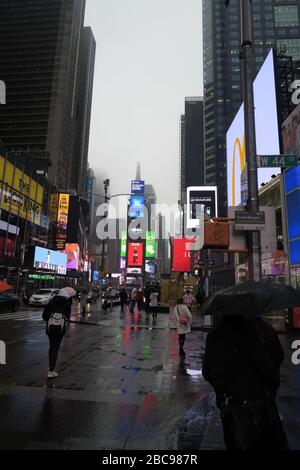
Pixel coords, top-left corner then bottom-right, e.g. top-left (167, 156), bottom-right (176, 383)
top-left (257, 155), bottom-right (299, 168)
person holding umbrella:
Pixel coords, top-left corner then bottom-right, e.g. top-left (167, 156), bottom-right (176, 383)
top-left (201, 281), bottom-right (296, 450)
top-left (42, 287), bottom-right (75, 379)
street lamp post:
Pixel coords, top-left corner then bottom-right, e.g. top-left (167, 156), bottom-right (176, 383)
top-left (240, 0), bottom-right (262, 281)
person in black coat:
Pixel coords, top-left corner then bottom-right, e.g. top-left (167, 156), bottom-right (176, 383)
top-left (202, 314), bottom-right (287, 450)
top-left (42, 290), bottom-right (71, 379)
top-left (119, 288), bottom-right (128, 313)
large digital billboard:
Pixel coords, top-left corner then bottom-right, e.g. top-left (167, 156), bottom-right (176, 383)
top-left (56, 194), bottom-right (70, 250)
top-left (172, 238), bottom-right (194, 273)
top-left (63, 243), bottom-right (80, 270)
top-left (145, 231), bottom-right (156, 258)
top-left (34, 247), bottom-right (67, 275)
top-left (131, 180), bottom-right (145, 194)
top-left (0, 154), bottom-right (44, 225)
top-left (120, 231), bottom-right (127, 257)
top-left (284, 165), bottom-right (300, 266)
top-left (226, 49), bottom-right (280, 207)
top-left (282, 102), bottom-right (300, 158)
top-left (129, 196), bottom-right (145, 218)
top-left (187, 187), bottom-right (217, 228)
top-left (128, 242), bottom-right (143, 267)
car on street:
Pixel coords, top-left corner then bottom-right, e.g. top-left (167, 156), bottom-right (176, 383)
top-left (0, 292), bottom-right (21, 312)
top-left (29, 288), bottom-right (59, 307)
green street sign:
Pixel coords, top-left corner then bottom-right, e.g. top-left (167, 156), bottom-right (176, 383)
top-left (257, 155), bottom-right (299, 168)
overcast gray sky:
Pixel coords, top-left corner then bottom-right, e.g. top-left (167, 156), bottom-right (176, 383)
top-left (84, 0), bottom-right (203, 206)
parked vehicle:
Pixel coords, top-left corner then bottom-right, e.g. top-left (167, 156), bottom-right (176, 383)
top-left (29, 289), bottom-right (59, 307)
top-left (0, 292), bottom-right (21, 312)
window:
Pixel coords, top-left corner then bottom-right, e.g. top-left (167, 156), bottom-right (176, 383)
top-left (277, 38), bottom-right (300, 61)
top-left (274, 5), bottom-right (299, 27)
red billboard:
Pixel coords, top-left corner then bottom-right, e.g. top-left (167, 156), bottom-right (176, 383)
top-left (172, 238), bottom-right (195, 273)
top-left (128, 243), bottom-right (143, 267)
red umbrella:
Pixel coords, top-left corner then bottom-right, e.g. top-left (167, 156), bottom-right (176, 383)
top-left (0, 280), bottom-right (14, 293)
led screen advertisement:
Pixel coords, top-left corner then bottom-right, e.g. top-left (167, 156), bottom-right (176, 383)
top-left (282, 103), bottom-right (300, 158)
top-left (187, 187), bottom-right (217, 228)
top-left (62, 243), bottom-right (80, 270)
top-left (129, 196), bottom-right (145, 218)
top-left (145, 260), bottom-right (156, 274)
top-left (56, 193), bottom-right (70, 250)
top-left (131, 180), bottom-right (145, 194)
top-left (34, 247), bottom-right (67, 275)
top-left (284, 165), bottom-right (300, 266)
top-left (120, 231), bottom-right (127, 257)
top-left (146, 231), bottom-right (156, 258)
top-left (128, 242), bottom-right (143, 267)
top-left (226, 49), bottom-right (280, 207)
top-left (172, 238), bottom-right (195, 273)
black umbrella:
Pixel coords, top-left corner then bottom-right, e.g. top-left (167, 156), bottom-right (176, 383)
top-left (201, 281), bottom-right (300, 316)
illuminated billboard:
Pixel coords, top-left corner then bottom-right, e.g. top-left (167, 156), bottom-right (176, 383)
top-left (284, 165), bottom-right (300, 266)
top-left (226, 49), bottom-right (280, 207)
top-left (172, 238), bottom-right (195, 273)
top-left (0, 154), bottom-right (44, 225)
top-left (63, 243), bottom-right (80, 270)
top-left (120, 231), bottom-right (127, 257)
top-left (131, 180), bottom-right (145, 194)
top-left (145, 260), bottom-right (156, 274)
top-left (34, 247), bottom-right (67, 275)
top-left (282, 102), bottom-right (300, 158)
top-left (146, 231), bottom-right (156, 258)
top-left (187, 187), bottom-right (217, 228)
top-left (56, 194), bottom-right (70, 250)
top-left (128, 242), bottom-right (143, 267)
top-left (129, 196), bottom-right (145, 218)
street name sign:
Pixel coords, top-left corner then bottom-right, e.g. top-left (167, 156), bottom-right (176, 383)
top-left (257, 155), bottom-right (299, 168)
top-left (235, 211), bottom-right (266, 231)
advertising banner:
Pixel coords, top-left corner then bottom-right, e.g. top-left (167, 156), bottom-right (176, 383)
top-left (0, 154), bottom-right (44, 225)
top-left (131, 180), bottom-right (145, 194)
top-left (63, 243), bottom-right (80, 270)
top-left (187, 187), bottom-right (217, 228)
top-left (120, 231), bottom-right (127, 257)
top-left (56, 194), bottom-right (70, 250)
top-left (172, 238), bottom-right (195, 273)
top-left (128, 242), bottom-right (143, 267)
top-left (284, 165), bottom-right (300, 266)
top-left (129, 196), bottom-right (145, 218)
top-left (34, 246), bottom-right (67, 275)
top-left (146, 231), bottom-right (156, 258)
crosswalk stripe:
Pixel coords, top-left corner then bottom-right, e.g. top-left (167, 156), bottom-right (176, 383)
top-left (0, 312), bottom-right (42, 321)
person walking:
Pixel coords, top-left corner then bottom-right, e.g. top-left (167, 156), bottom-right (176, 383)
top-left (80, 288), bottom-right (87, 317)
top-left (149, 291), bottom-right (159, 320)
top-left (42, 289), bottom-right (72, 379)
top-left (174, 298), bottom-right (192, 356)
top-left (202, 314), bottom-right (288, 450)
top-left (183, 290), bottom-right (195, 312)
top-left (119, 287), bottom-right (128, 313)
top-left (129, 286), bottom-right (138, 313)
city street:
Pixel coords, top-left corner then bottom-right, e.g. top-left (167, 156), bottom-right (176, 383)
top-left (1, 304), bottom-right (300, 450)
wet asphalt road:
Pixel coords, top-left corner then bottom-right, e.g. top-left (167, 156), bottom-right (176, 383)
top-left (0, 302), bottom-right (300, 450)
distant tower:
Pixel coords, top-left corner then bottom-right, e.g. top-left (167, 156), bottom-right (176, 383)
top-left (136, 162), bottom-right (141, 181)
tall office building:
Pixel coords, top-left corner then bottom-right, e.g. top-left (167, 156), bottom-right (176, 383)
top-left (0, 0), bottom-right (94, 194)
top-left (203, 0), bottom-right (300, 215)
top-left (72, 27), bottom-right (96, 196)
top-left (180, 97), bottom-right (204, 203)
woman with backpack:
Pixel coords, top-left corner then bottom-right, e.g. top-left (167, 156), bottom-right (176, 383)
top-left (42, 288), bottom-right (72, 379)
top-left (174, 298), bottom-right (192, 357)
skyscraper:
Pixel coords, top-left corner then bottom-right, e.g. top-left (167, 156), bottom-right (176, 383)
top-left (0, 0), bottom-right (94, 194)
top-left (203, 0), bottom-right (300, 215)
top-left (180, 97), bottom-right (204, 203)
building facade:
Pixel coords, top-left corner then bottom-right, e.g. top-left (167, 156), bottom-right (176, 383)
top-left (0, 0), bottom-right (94, 194)
top-left (203, 0), bottom-right (300, 215)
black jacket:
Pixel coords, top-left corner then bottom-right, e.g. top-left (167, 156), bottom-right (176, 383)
top-left (202, 316), bottom-right (284, 408)
top-left (42, 296), bottom-right (71, 335)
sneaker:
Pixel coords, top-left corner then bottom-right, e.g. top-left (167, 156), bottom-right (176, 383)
top-left (47, 371), bottom-right (58, 379)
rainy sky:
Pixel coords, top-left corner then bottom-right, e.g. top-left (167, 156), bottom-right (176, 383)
top-left (84, 0), bottom-right (203, 206)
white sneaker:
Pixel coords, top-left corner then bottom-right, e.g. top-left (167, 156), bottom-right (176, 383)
top-left (47, 371), bottom-right (58, 379)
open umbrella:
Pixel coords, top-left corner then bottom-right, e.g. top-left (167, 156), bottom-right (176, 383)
top-left (61, 287), bottom-right (77, 297)
top-left (0, 280), bottom-right (13, 293)
top-left (201, 281), bottom-right (300, 317)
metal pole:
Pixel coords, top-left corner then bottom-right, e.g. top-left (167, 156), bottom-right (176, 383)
top-left (240, 0), bottom-right (262, 281)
